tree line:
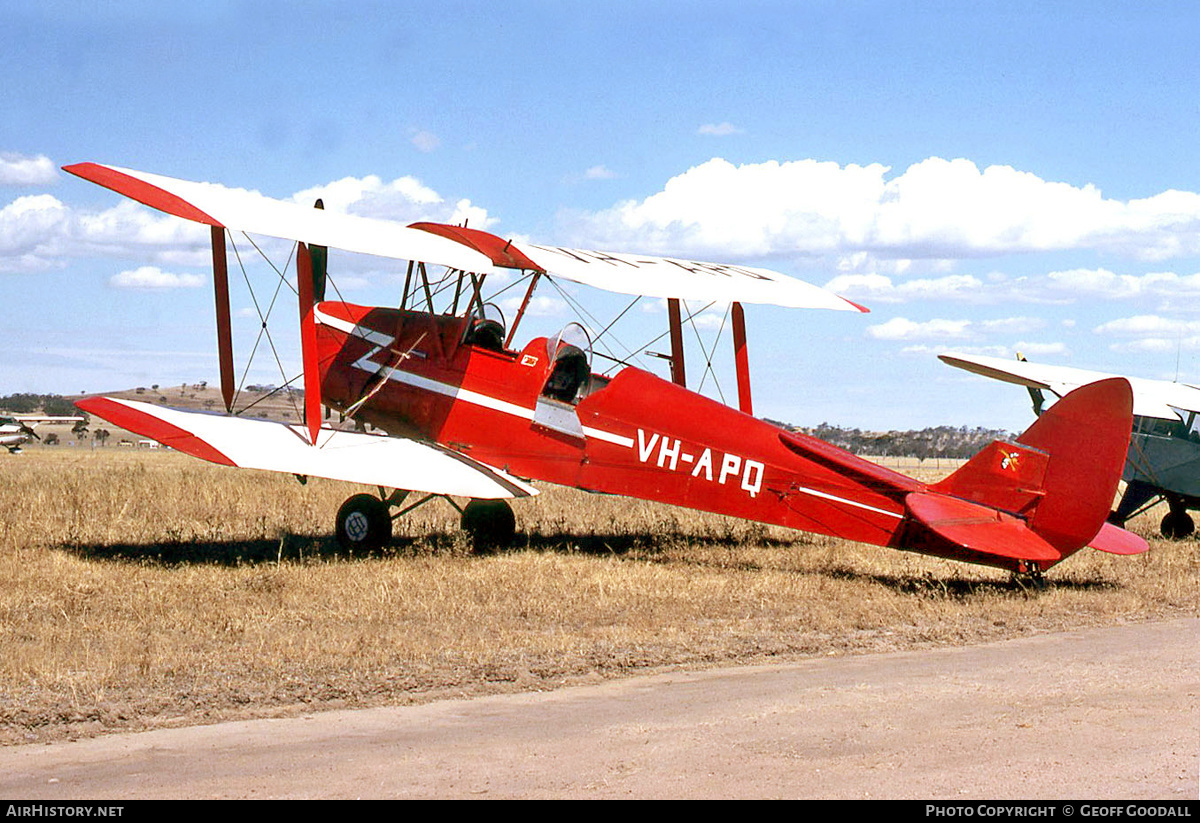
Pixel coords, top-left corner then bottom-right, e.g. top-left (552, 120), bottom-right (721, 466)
top-left (779, 421), bottom-right (1016, 460)
top-left (1, 393), bottom-right (81, 417)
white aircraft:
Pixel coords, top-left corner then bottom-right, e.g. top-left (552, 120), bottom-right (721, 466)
top-left (940, 351), bottom-right (1200, 538)
top-left (0, 415), bottom-right (85, 453)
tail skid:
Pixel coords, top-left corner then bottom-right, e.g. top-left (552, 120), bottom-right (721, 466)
top-left (903, 378), bottom-right (1145, 571)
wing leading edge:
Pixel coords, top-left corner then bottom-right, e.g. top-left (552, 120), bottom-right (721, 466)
top-left (76, 397), bottom-right (537, 500)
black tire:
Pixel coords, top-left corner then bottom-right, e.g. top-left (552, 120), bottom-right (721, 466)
top-left (461, 499), bottom-right (516, 550)
top-left (336, 493), bottom-right (392, 552)
top-left (1160, 509), bottom-right (1195, 540)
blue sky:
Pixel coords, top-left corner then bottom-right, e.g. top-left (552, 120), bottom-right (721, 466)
top-left (5, 1), bottom-right (1200, 433)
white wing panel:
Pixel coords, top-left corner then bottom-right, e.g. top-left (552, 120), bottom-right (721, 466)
top-left (83, 397), bottom-right (537, 499)
top-left (518, 243), bottom-right (865, 311)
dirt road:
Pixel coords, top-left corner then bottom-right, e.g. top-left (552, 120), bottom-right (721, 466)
top-left (1, 619), bottom-right (1196, 799)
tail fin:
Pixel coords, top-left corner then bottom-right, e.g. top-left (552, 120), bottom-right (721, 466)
top-left (933, 378), bottom-right (1133, 554)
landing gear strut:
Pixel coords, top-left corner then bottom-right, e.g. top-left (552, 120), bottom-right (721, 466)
top-left (1011, 561), bottom-right (1047, 591)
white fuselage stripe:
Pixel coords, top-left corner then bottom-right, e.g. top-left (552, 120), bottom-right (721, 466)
top-left (790, 484), bottom-right (904, 519)
top-left (318, 309), bottom-right (635, 448)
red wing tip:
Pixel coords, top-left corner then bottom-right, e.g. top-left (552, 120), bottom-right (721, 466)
top-left (843, 297), bottom-right (870, 313)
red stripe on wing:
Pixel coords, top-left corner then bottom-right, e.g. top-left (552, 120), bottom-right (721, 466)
top-left (63, 163), bottom-right (223, 227)
top-left (76, 397), bottom-right (236, 467)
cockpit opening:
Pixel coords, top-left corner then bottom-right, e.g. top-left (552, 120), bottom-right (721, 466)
top-left (540, 323), bottom-right (593, 405)
top-left (463, 302), bottom-right (507, 352)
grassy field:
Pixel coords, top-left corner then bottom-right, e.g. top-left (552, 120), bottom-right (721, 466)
top-left (1, 448), bottom-right (1196, 745)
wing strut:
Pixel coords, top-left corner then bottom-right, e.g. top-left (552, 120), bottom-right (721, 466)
top-left (732, 301), bottom-right (753, 416)
top-left (297, 242), bottom-right (322, 445)
top-left (506, 272), bottom-right (542, 349)
top-left (667, 298), bottom-right (687, 387)
top-left (210, 227), bottom-right (236, 413)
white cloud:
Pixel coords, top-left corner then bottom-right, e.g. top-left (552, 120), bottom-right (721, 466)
top-left (584, 165), bottom-right (617, 180)
top-left (109, 266), bottom-right (204, 290)
top-left (825, 272), bottom-right (984, 303)
top-left (292, 176), bottom-right (495, 229)
top-left (560, 156), bottom-right (1200, 263)
top-left (292, 175), bottom-right (440, 213)
top-left (1043, 267), bottom-right (1198, 299)
top-left (1093, 314), bottom-right (1194, 336)
top-left (698, 122), bottom-right (745, 137)
top-left (0, 153), bottom-right (57, 186)
top-left (1011, 340), bottom-right (1068, 357)
top-left (498, 294), bottom-right (568, 319)
top-left (980, 316), bottom-right (1045, 334)
top-left (2, 169), bottom-right (501, 275)
top-left (411, 130), bottom-right (440, 153)
top-left (0, 194), bottom-right (70, 271)
top-left (866, 317), bottom-right (972, 340)
top-left (866, 315), bottom-right (1049, 343)
top-left (1092, 314), bottom-right (1200, 354)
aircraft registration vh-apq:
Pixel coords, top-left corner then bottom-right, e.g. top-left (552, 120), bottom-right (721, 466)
top-left (64, 162), bottom-right (1149, 580)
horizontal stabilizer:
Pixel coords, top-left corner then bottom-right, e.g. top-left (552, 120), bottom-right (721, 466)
top-left (76, 397), bottom-right (537, 500)
top-left (905, 491), bottom-right (1063, 564)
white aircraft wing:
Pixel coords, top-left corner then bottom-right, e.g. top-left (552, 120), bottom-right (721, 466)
top-left (939, 352), bottom-right (1200, 421)
top-left (63, 163), bottom-right (501, 275)
top-left (76, 396), bottom-right (538, 500)
top-left (65, 162), bottom-right (866, 312)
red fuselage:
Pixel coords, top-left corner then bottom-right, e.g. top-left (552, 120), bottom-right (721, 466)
top-left (314, 302), bottom-right (923, 553)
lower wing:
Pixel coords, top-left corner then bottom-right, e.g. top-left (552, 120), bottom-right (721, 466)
top-left (77, 396), bottom-right (537, 500)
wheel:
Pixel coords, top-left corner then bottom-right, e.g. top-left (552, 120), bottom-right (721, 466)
top-left (336, 493), bottom-right (392, 552)
top-left (461, 499), bottom-right (516, 550)
top-left (1160, 508), bottom-right (1194, 540)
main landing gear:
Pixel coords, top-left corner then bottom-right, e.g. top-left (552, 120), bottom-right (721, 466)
top-left (1160, 502), bottom-right (1195, 540)
top-left (1112, 482), bottom-right (1197, 540)
top-left (334, 489), bottom-right (517, 552)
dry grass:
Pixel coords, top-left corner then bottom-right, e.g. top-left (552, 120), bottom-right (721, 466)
top-left (1, 448), bottom-right (1196, 745)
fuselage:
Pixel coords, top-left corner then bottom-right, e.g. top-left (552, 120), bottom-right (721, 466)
top-left (314, 302), bottom-right (924, 552)
top-left (0, 419), bottom-right (32, 451)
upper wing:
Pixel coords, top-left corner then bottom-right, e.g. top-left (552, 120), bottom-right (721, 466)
top-left (65, 162), bottom-right (865, 312)
top-left (77, 396), bottom-right (538, 500)
top-left (939, 351), bottom-right (1200, 421)
top-left (64, 163), bottom-right (500, 274)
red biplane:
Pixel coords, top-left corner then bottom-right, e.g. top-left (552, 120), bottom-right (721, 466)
top-left (65, 163), bottom-right (1147, 577)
